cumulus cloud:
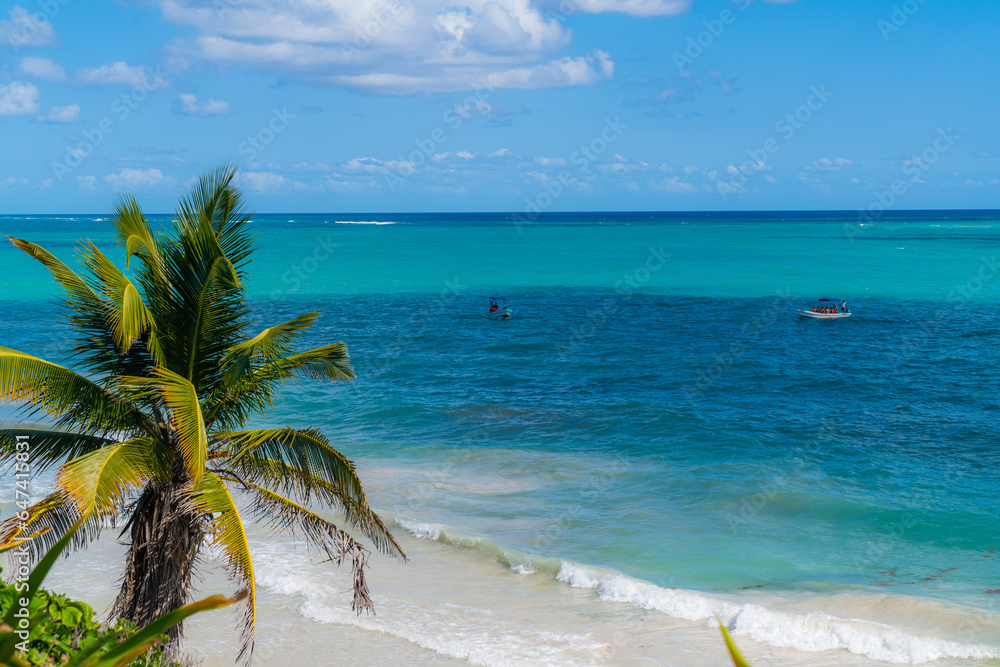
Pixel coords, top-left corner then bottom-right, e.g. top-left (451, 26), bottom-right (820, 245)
top-left (103, 168), bottom-right (173, 190)
top-left (156, 0), bottom-right (623, 93)
top-left (36, 103), bottom-right (80, 123)
top-left (0, 5), bottom-right (57, 49)
top-left (0, 81), bottom-right (40, 115)
top-left (490, 50), bottom-right (613, 89)
top-left (77, 61), bottom-right (169, 88)
top-left (175, 93), bottom-right (231, 116)
top-left (18, 56), bottom-right (66, 81)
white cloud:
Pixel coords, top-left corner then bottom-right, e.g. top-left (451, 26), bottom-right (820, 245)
top-left (239, 171), bottom-right (286, 192)
top-left (0, 5), bottom-right (57, 49)
top-left (489, 50), bottom-right (613, 89)
top-left (77, 61), bottom-right (168, 88)
top-left (0, 176), bottom-right (28, 190)
top-left (571, 0), bottom-right (691, 17)
top-left (156, 0), bottom-right (623, 93)
top-left (810, 157), bottom-right (855, 171)
top-left (18, 56), bottom-right (66, 82)
top-left (36, 103), bottom-right (80, 123)
top-left (0, 81), bottom-right (40, 115)
top-left (658, 176), bottom-right (696, 194)
top-left (103, 168), bottom-right (173, 190)
top-left (342, 156), bottom-right (413, 174)
top-left (175, 93), bottom-right (231, 116)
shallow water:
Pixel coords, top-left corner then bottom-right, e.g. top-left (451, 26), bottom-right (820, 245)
top-left (2, 211), bottom-right (1000, 665)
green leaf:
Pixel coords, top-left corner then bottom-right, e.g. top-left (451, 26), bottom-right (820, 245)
top-left (150, 368), bottom-right (208, 485)
top-left (189, 472), bottom-right (255, 660)
top-left (57, 438), bottom-right (170, 517)
top-left (1, 517), bottom-right (85, 632)
top-left (716, 614), bottom-right (753, 667)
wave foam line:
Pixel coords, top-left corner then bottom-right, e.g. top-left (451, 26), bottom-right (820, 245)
top-left (395, 518), bottom-right (1000, 665)
top-left (254, 548), bottom-right (602, 667)
top-left (333, 220), bottom-right (395, 225)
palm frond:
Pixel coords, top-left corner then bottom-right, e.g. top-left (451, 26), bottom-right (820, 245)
top-left (154, 236), bottom-right (245, 391)
top-left (226, 478), bottom-right (374, 614)
top-left (0, 345), bottom-right (149, 433)
top-left (0, 492), bottom-right (104, 561)
top-left (7, 236), bottom-right (102, 307)
top-left (150, 368), bottom-right (207, 485)
top-left (261, 343), bottom-right (355, 383)
top-left (58, 438), bottom-right (172, 517)
top-left (190, 471), bottom-right (255, 661)
top-left (0, 428), bottom-right (113, 475)
top-left (207, 344), bottom-right (354, 429)
top-left (80, 241), bottom-right (160, 358)
top-left (7, 236), bottom-right (155, 379)
top-left (219, 312), bottom-right (321, 387)
top-left (218, 428), bottom-right (403, 559)
top-left (110, 192), bottom-right (162, 273)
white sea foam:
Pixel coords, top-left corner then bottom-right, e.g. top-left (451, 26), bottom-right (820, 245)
top-left (253, 548), bottom-right (604, 667)
top-left (555, 562), bottom-right (1000, 664)
top-left (396, 518), bottom-right (444, 540)
top-left (333, 220), bottom-right (395, 225)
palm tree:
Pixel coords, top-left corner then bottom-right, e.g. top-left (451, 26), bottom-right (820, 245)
top-left (0, 164), bottom-right (404, 661)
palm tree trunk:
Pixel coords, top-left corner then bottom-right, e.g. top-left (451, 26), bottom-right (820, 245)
top-left (112, 482), bottom-right (204, 644)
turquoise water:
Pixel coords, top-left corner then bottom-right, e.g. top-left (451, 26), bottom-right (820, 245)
top-left (2, 212), bottom-right (1000, 664)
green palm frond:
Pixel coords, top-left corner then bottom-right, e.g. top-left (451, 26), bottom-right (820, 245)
top-left (261, 343), bottom-right (355, 383)
top-left (6, 237), bottom-right (155, 379)
top-left (190, 471), bottom-right (255, 661)
top-left (716, 615), bottom-right (753, 667)
top-left (0, 346), bottom-right (149, 433)
top-left (219, 428), bottom-right (404, 559)
top-left (80, 242), bottom-right (159, 358)
top-left (231, 479), bottom-right (374, 614)
top-left (58, 439), bottom-right (172, 517)
top-left (0, 492), bottom-right (104, 560)
top-left (159, 246), bottom-right (244, 390)
top-left (221, 453), bottom-right (404, 560)
top-left (220, 312), bottom-right (321, 387)
top-left (0, 428), bottom-right (113, 474)
top-left (223, 427), bottom-right (363, 503)
top-left (150, 368), bottom-right (207, 485)
top-left (207, 343), bottom-right (354, 429)
top-left (7, 236), bottom-right (103, 308)
top-left (110, 192), bottom-right (162, 272)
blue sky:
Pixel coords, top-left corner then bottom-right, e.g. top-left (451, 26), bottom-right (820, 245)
top-left (0, 0), bottom-right (996, 213)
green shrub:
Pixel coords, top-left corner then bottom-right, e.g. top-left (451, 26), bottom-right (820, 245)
top-left (0, 569), bottom-right (175, 667)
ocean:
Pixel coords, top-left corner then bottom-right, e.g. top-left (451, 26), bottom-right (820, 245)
top-left (2, 211), bottom-right (999, 666)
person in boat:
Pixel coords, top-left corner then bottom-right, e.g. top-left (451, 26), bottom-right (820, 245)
top-left (490, 302), bottom-right (498, 313)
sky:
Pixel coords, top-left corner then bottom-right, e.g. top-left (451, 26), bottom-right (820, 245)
top-left (0, 0), bottom-right (997, 213)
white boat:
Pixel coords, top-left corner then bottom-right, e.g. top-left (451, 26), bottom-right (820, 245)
top-left (797, 310), bottom-right (851, 319)
top-left (485, 296), bottom-right (513, 320)
top-left (798, 298), bottom-right (851, 319)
